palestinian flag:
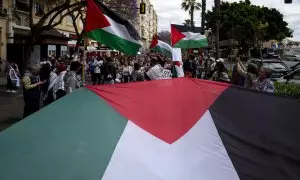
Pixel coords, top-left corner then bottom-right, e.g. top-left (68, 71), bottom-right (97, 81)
top-left (149, 35), bottom-right (172, 58)
top-left (171, 24), bottom-right (208, 48)
top-left (1, 79), bottom-right (300, 180)
top-left (85, 0), bottom-right (142, 55)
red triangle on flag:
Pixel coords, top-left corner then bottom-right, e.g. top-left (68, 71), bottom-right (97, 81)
top-left (87, 78), bottom-right (229, 144)
top-left (149, 34), bottom-right (158, 49)
top-left (85, 0), bottom-right (111, 32)
top-left (171, 24), bottom-right (186, 46)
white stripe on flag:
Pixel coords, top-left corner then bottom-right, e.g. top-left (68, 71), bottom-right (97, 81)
top-left (103, 15), bottom-right (142, 45)
top-left (182, 32), bottom-right (207, 41)
top-left (102, 110), bottom-right (239, 180)
top-left (157, 40), bottom-right (172, 52)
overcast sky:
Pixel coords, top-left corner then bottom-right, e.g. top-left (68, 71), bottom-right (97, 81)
top-left (150, 0), bottom-right (300, 41)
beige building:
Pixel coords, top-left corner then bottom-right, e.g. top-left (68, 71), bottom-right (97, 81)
top-left (0, 0), bottom-right (83, 65)
top-left (0, 0), bottom-right (157, 64)
top-left (135, 0), bottom-right (158, 50)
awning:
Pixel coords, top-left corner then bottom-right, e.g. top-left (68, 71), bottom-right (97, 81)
top-left (16, 0), bottom-right (29, 4)
top-left (13, 28), bottom-right (70, 45)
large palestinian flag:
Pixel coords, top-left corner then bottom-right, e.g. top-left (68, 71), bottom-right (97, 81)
top-left (85, 0), bottom-right (142, 55)
top-left (171, 24), bottom-right (208, 48)
top-left (149, 35), bottom-right (172, 58)
top-left (1, 79), bottom-right (300, 180)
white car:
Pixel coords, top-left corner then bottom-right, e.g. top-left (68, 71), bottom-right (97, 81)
top-left (276, 68), bottom-right (300, 85)
top-left (283, 54), bottom-right (300, 62)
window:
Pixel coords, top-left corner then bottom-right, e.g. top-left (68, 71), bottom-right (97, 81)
top-left (61, 46), bottom-right (68, 56)
top-left (34, 2), bottom-right (44, 17)
top-left (15, 0), bottom-right (30, 12)
top-left (48, 45), bottom-right (56, 57)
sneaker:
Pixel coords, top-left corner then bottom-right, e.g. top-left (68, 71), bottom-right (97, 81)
top-left (5, 90), bottom-right (11, 93)
top-left (11, 90), bottom-right (17, 93)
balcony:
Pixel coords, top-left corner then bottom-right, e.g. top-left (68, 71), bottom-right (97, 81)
top-left (15, 0), bottom-right (30, 13)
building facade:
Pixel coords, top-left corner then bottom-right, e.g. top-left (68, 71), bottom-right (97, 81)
top-left (0, 0), bottom-right (83, 65)
top-left (0, 0), bottom-right (157, 64)
top-left (135, 0), bottom-right (158, 50)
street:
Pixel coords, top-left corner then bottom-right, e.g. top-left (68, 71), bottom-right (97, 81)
top-left (0, 87), bottom-right (23, 132)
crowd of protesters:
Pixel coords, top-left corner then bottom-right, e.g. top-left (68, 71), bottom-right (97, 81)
top-left (2, 49), bottom-right (275, 119)
top-left (87, 52), bottom-right (175, 85)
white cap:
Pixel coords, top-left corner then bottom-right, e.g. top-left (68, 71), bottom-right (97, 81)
top-left (216, 58), bottom-right (224, 63)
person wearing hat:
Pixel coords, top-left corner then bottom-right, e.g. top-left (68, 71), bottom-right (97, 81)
top-left (210, 58), bottom-right (231, 83)
top-left (22, 65), bottom-right (46, 118)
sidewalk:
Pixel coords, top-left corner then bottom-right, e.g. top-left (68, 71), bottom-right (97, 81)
top-left (0, 76), bottom-right (6, 86)
top-left (0, 87), bottom-right (23, 132)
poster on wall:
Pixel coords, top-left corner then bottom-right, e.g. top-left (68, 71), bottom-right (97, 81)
top-left (48, 45), bottom-right (56, 57)
top-left (61, 46), bottom-right (68, 56)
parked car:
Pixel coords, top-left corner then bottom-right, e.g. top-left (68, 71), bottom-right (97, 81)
top-left (276, 68), bottom-right (300, 85)
top-left (290, 62), bottom-right (300, 71)
top-left (283, 54), bottom-right (300, 62)
top-left (247, 59), bottom-right (290, 79)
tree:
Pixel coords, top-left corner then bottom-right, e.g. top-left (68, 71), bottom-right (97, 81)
top-left (158, 31), bottom-right (171, 45)
top-left (201, 0), bottom-right (206, 33)
top-left (206, 0), bottom-right (293, 53)
top-left (183, 19), bottom-right (194, 27)
top-left (24, 0), bottom-right (139, 66)
top-left (181, 0), bottom-right (201, 28)
top-left (206, 1), bottom-right (293, 54)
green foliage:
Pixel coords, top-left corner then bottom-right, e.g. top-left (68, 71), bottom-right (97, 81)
top-left (183, 19), bottom-right (194, 27)
top-left (181, 0), bottom-right (201, 27)
top-left (274, 82), bottom-right (300, 98)
top-left (206, 1), bottom-right (293, 52)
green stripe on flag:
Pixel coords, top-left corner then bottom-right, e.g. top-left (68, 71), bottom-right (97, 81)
top-left (0, 88), bottom-right (128, 180)
top-left (151, 46), bottom-right (172, 58)
top-left (174, 39), bottom-right (208, 49)
top-left (87, 29), bottom-right (141, 56)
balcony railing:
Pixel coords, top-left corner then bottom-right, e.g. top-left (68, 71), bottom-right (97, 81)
top-left (13, 10), bottom-right (30, 27)
top-left (15, 1), bottom-right (30, 13)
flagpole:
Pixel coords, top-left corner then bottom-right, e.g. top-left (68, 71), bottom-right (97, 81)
top-left (169, 20), bottom-right (172, 47)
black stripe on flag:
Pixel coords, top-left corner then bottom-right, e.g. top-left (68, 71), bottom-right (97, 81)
top-left (210, 87), bottom-right (300, 180)
top-left (171, 24), bottom-right (202, 33)
top-left (93, 0), bottom-right (141, 41)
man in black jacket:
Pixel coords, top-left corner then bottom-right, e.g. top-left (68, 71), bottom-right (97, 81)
top-left (102, 57), bottom-right (117, 84)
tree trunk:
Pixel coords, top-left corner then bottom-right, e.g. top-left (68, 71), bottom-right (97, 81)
top-left (214, 0), bottom-right (220, 59)
top-left (201, 0), bottom-right (206, 34)
top-left (259, 40), bottom-right (263, 62)
top-left (191, 6), bottom-right (194, 29)
top-left (23, 45), bottom-right (33, 71)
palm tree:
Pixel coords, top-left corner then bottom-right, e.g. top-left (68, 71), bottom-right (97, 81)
top-left (181, 0), bottom-right (201, 28)
top-left (183, 19), bottom-right (194, 27)
top-left (201, 0), bottom-right (206, 33)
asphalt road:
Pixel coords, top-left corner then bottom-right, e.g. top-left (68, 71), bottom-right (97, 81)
top-left (0, 87), bottom-right (23, 132)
